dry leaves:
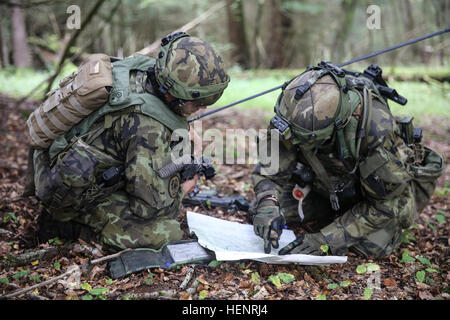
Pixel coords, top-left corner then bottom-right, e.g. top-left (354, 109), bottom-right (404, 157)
top-left (0, 98), bottom-right (449, 300)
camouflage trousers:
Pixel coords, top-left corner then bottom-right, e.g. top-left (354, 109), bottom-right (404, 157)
top-left (278, 184), bottom-right (415, 258)
top-left (66, 191), bottom-right (183, 252)
top-left (38, 190), bottom-right (184, 252)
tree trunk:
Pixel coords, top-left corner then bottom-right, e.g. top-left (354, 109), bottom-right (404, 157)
top-left (0, 18), bottom-right (9, 68)
top-left (402, 0), bottom-right (419, 59)
top-left (225, 0), bottom-right (250, 69)
top-left (11, 0), bottom-right (32, 67)
top-left (331, 0), bottom-right (357, 63)
top-left (266, 0), bottom-right (283, 68)
top-left (432, 0), bottom-right (446, 66)
top-left (45, 0), bottom-right (107, 93)
top-left (252, 0), bottom-right (264, 68)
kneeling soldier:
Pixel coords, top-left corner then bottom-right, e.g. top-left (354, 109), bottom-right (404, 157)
top-left (28, 32), bottom-right (229, 252)
top-left (252, 63), bottom-right (444, 258)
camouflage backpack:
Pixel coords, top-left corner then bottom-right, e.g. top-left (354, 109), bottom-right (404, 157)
top-left (26, 54), bottom-right (113, 149)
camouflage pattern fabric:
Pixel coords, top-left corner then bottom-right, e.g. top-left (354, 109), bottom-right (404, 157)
top-left (252, 94), bottom-right (435, 258)
top-left (278, 72), bottom-right (340, 132)
top-left (33, 112), bottom-right (185, 252)
top-left (129, 70), bottom-right (147, 94)
top-left (155, 35), bottom-right (230, 106)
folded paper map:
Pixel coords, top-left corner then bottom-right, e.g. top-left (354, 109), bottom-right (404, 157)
top-left (187, 211), bottom-right (347, 265)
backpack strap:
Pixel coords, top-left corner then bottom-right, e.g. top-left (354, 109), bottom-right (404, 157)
top-left (300, 148), bottom-right (340, 211)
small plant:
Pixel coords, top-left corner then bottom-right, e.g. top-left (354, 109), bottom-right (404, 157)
top-left (268, 272), bottom-right (295, 288)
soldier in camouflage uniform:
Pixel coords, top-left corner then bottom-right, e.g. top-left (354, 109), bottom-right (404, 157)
top-left (252, 63), bottom-right (444, 258)
top-left (32, 32), bottom-right (229, 252)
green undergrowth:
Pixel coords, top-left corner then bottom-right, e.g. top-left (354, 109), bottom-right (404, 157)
top-left (1, 64), bottom-right (448, 121)
top-left (0, 63), bottom-right (77, 100)
top-left (213, 66), bottom-right (450, 121)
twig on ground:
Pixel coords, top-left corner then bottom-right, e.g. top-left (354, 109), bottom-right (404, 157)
top-left (186, 276), bottom-right (201, 296)
top-left (179, 265), bottom-right (195, 290)
top-left (4, 283), bottom-right (49, 300)
top-left (72, 243), bottom-right (103, 258)
top-left (1, 246), bottom-right (64, 268)
top-left (127, 290), bottom-right (177, 300)
top-left (0, 228), bottom-right (14, 237)
top-left (89, 248), bottom-right (131, 265)
top-left (0, 265), bottom-right (80, 300)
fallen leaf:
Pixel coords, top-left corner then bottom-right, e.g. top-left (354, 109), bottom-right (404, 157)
top-left (356, 264), bottom-right (367, 274)
top-left (366, 263), bottom-right (380, 272)
top-left (278, 273), bottom-right (295, 284)
top-left (198, 274), bottom-right (209, 285)
top-left (316, 293), bottom-right (327, 300)
top-left (416, 271), bottom-right (426, 283)
top-left (328, 283), bottom-right (339, 290)
top-left (224, 273), bottom-right (233, 282)
top-left (304, 273), bottom-right (314, 283)
top-left (198, 290), bottom-right (208, 300)
top-left (339, 280), bottom-right (351, 287)
top-left (268, 275), bottom-right (282, 288)
top-left (89, 288), bottom-right (109, 296)
top-left (180, 292), bottom-right (192, 300)
top-left (383, 278), bottom-right (397, 288)
top-left (418, 291), bottom-right (434, 300)
top-left (251, 272), bottom-right (261, 285)
top-left (252, 286), bottom-right (269, 299)
top-left (364, 287), bottom-right (373, 300)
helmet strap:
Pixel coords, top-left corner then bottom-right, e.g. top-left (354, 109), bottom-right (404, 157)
top-left (146, 66), bottom-right (184, 111)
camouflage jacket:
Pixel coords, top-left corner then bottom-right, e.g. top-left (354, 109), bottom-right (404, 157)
top-left (80, 69), bottom-right (186, 219)
top-left (89, 110), bottom-right (185, 219)
top-left (33, 69), bottom-right (186, 220)
top-left (252, 96), bottom-right (417, 256)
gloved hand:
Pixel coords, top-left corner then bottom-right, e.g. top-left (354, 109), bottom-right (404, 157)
top-left (253, 200), bottom-right (285, 254)
top-left (278, 233), bottom-right (328, 255)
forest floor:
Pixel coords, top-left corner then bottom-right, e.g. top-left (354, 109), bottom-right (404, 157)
top-left (0, 93), bottom-right (448, 301)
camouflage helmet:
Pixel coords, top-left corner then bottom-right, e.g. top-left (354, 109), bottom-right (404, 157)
top-left (154, 32), bottom-right (230, 106)
top-left (272, 65), bottom-right (353, 148)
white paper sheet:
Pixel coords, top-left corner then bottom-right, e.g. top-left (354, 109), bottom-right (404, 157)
top-left (187, 211), bottom-right (347, 265)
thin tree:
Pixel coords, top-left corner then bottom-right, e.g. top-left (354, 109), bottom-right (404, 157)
top-left (45, 0), bottom-right (107, 93)
top-left (225, 0), bottom-right (250, 69)
top-left (11, 0), bottom-right (32, 67)
top-left (331, 0), bottom-right (357, 63)
top-left (266, 0), bottom-right (284, 68)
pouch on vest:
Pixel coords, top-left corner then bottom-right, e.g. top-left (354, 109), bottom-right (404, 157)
top-left (36, 137), bottom-right (124, 213)
top-left (408, 146), bottom-right (445, 214)
top-left (26, 54), bottom-right (113, 149)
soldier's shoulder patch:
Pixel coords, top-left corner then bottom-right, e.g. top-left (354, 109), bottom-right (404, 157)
top-left (168, 175), bottom-right (180, 198)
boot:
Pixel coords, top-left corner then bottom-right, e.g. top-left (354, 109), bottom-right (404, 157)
top-left (37, 208), bottom-right (97, 243)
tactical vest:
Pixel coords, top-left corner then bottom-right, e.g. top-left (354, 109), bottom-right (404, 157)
top-left (28, 54), bottom-right (188, 212)
top-left (296, 71), bottom-right (443, 218)
top-left (295, 72), bottom-right (397, 211)
top-left (48, 53), bottom-right (188, 161)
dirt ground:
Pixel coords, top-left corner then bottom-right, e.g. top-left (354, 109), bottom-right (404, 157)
top-left (0, 94), bottom-right (448, 300)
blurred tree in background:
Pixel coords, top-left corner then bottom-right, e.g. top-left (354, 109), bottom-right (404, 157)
top-left (0, 0), bottom-right (448, 73)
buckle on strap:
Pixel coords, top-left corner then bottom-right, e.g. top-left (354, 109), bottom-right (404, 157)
top-left (334, 119), bottom-right (344, 130)
top-left (159, 77), bottom-right (175, 95)
top-left (49, 182), bottom-right (71, 209)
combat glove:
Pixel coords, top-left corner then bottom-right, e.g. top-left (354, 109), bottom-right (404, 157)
top-left (253, 199), bottom-right (285, 254)
top-left (278, 233), bottom-right (328, 256)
